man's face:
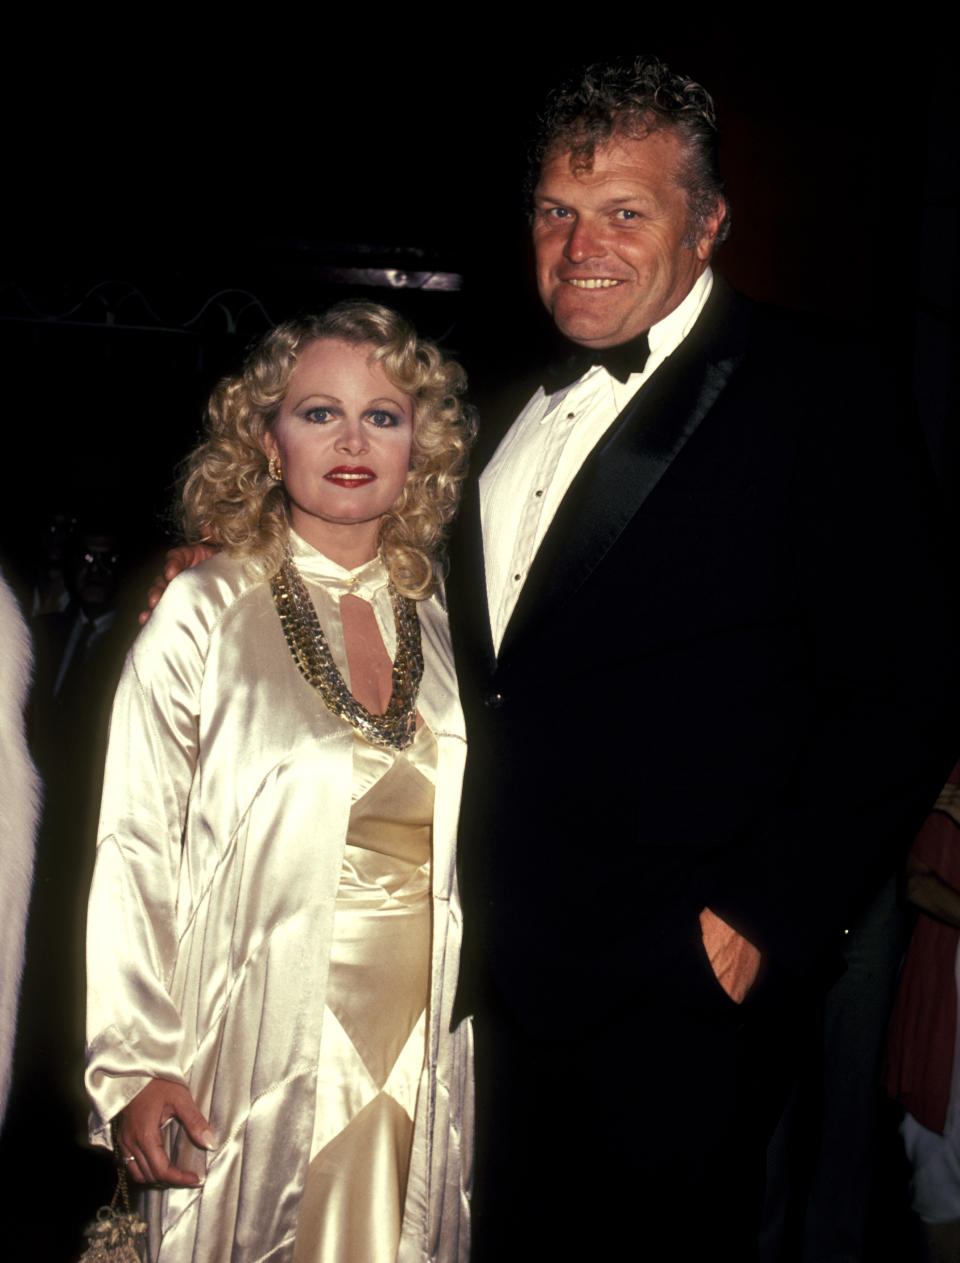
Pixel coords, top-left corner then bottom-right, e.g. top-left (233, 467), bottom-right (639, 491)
top-left (71, 534), bottom-right (120, 613)
top-left (532, 129), bottom-right (725, 348)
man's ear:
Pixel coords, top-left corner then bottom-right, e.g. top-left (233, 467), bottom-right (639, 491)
top-left (695, 197), bottom-right (727, 261)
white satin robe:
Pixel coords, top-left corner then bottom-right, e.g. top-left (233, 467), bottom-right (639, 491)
top-left (85, 534), bottom-right (473, 1263)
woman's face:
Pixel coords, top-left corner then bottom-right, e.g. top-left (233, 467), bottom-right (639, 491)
top-left (264, 337), bottom-right (414, 566)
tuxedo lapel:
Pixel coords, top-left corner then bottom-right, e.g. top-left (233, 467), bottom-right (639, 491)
top-left (497, 282), bottom-right (751, 660)
top-left (447, 470), bottom-right (497, 675)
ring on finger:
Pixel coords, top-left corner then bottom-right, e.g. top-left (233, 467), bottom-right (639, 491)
top-left (122, 1153), bottom-right (137, 1164)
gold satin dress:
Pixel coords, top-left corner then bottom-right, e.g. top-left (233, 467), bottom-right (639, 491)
top-left (294, 725), bottom-right (437, 1263)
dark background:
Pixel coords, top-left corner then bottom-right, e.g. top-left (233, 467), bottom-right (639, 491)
top-left (2, 20), bottom-right (956, 575)
top-left (0, 17), bottom-right (955, 1259)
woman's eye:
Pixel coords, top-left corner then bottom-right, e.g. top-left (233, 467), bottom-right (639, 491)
top-left (369, 411), bottom-right (399, 428)
top-left (304, 407), bottom-right (332, 424)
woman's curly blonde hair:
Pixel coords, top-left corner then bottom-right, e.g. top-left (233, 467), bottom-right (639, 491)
top-left (180, 301), bottom-right (476, 600)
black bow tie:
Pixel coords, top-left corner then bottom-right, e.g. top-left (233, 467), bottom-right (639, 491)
top-left (540, 331), bottom-right (651, 396)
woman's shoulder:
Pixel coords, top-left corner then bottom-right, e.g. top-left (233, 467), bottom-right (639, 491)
top-left (132, 552), bottom-right (270, 667)
top-left (175, 549), bottom-right (264, 600)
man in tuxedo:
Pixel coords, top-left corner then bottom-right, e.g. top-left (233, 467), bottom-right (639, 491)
top-left (446, 55), bottom-right (957, 1258)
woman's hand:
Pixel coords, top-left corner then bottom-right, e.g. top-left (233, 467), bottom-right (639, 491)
top-left (138, 545), bottom-right (218, 626)
top-left (116, 1078), bottom-right (216, 1187)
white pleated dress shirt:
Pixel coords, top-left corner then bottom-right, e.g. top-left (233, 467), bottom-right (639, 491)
top-left (480, 268), bottom-right (713, 653)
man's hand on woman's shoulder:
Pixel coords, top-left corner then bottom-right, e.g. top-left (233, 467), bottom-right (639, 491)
top-left (139, 544), bottom-right (218, 625)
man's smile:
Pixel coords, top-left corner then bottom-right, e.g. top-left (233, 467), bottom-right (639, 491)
top-left (564, 278), bottom-right (625, 289)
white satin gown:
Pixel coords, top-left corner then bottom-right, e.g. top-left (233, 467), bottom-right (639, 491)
top-left (85, 535), bottom-right (472, 1263)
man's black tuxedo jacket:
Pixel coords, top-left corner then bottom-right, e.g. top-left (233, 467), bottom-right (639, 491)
top-left (448, 281), bottom-right (958, 1035)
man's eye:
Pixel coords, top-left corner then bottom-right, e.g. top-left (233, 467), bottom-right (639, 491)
top-left (543, 207), bottom-right (572, 221)
top-left (369, 410), bottom-right (399, 428)
top-left (615, 209), bottom-right (640, 220)
top-left (304, 407), bottom-right (332, 424)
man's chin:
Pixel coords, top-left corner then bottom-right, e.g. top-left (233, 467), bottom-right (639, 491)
top-left (549, 299), bottom-right (627, 349)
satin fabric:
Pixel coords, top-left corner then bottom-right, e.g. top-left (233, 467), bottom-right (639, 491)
top-left (85, 533), bottom-right (472, 1263)
top-left (294, 731), bottom-right (433, 1262)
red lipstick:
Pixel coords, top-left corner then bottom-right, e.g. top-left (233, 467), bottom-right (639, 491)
top-left (324, 466), bottom-right (376, 487)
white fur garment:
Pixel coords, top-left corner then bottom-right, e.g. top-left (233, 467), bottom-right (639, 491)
top-left (0, 570), bottom-right (40, 1125)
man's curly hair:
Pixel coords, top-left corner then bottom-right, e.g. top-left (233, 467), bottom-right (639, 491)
top-left (180, 301), bottom-right (476, 601)
top-left (526, 54), bottom-right (730, 250)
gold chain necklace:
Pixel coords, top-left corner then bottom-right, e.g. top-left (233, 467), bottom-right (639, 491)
top-left (271, 548), bottom-right (423, 750)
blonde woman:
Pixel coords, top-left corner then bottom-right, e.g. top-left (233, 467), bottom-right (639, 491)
top-left (85, 302), bottom-right (475, 1262)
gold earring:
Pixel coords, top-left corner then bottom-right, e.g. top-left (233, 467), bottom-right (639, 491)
top-left (268, 455), bottom-right (283, 483)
